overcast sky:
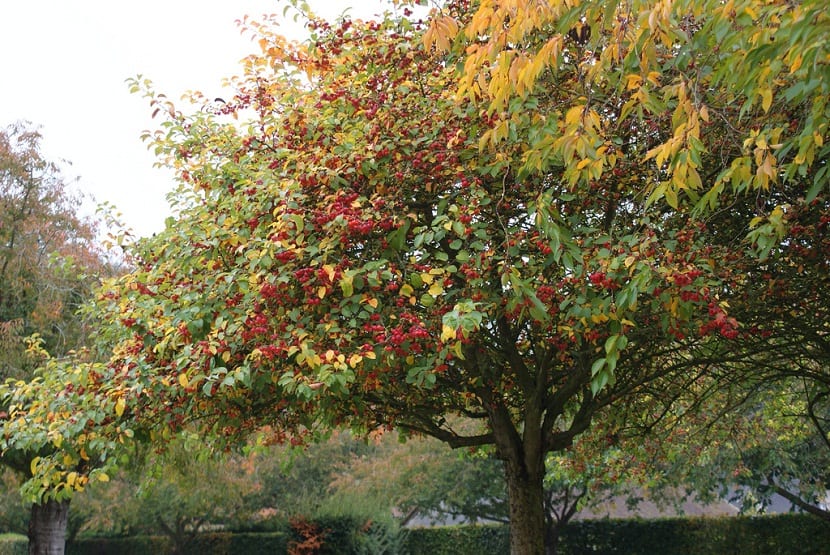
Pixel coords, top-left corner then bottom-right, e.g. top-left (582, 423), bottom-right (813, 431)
top-left (0, 1), bottom-right (400, 238)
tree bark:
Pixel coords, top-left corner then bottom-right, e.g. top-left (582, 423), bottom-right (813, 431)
top-left (504, 456), bottom-right (547, 555)
top-left (28, 499), bottom-right (69, 555)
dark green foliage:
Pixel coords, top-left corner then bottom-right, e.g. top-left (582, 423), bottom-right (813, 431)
top-left (405, 524), bottom-right (510, 555)
top-left (406, 514), bottom-right (830, 555)
top-left (557, 514), bottom-right (830, 554)
top-left (63, 514), bottom-right (830, 554)
top-left (66, 532), bottom-right (289, 555)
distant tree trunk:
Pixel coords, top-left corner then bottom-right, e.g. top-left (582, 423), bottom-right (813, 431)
top-left (28, 499), bottom-right (69, 555)
top-left (545, 525), bottom-right (560, 555)
top-left (544, 484), bottom-right (586, 555)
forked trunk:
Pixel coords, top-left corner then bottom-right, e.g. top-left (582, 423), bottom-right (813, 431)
top-left (505, 458), bottom-right (546, 555)
top-left (28, 499), bottom-right (69, 555)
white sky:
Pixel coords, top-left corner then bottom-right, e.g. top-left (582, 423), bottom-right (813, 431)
top-left (0, 0), bottom-right (403, 238)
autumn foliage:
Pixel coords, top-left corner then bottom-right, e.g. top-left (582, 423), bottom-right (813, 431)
top-left (87, 1), bottom-right (829, 554)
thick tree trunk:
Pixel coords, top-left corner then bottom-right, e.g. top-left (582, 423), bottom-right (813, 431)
top-left (28, 499), bottom-right (69, 555)
top-left (504, 458), bottom-right (547, 555)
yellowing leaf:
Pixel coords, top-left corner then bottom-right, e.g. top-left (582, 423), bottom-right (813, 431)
top-left (441, 324), bottom-right (457, 342)
top-left (349, 354), bottom-right (363, 368)
top-left (760, 88), bottom-right (773, 113)
top-left (565, 105), bottom-right (584, 125)
top-left (625, 74), bottom-right (643, 91)
top-left (322, 264), bottom-right (336, 282)
top-left (115, 397), bottom-right (126, 418)
top-left (97, 472), bottom-right (110, 483)
top-left (317, 286), bottom-right (327, 299)
top-left (428, 282), bottom-right (444, 296)
top-left (178, 373), bottom-right (189, 388)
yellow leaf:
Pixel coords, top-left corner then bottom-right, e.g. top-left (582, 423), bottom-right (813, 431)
top-left (625, 74), bottom-right (642, 91)
top-left (576, 158), bottom-right (592, 170)
top-left (760, 88), bottom-right (773, 113)
top-left (367, 297), bottom-right (379, 308)
top-left (565, 105), bottom-right (584, 125)
top-left (624, 256), bottom-right (636, 268)
top-left (67, 471), bottom-right (77, 488)
top-left (441, 324), bottom-right (457, 342)
top-left (317, 286), bottom-right (327, 299)
top-left (97, 472), bottom-right (110, 483)
top-left (178, 373), bottom-right (189, 388)
top-left (364, 351), bottom-right (377, 360)
top-left (115, 397), bottom-right (126, 418)
top-left (789, 53), bottom-right (803, 73)
top-left (349, 354), bottom-right (363, 368)
top-left (400, 283), bottom-right (414, 297)
top-left (322, 264), bottom-right (336, 282)
top-left (428, 282), bottom-right (444, 296)
top-left (30, 457), bottom-right (40, 476)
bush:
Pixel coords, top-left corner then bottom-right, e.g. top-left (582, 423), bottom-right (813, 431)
top-left (404, 524), bottom-right (509, 555)
top-left (65, 513), bottom-right (830, 554)
top-left (67, 531), bottom-right (290, 555)
top-left (404, 514), bottom-right (830, 555)
top-left (558, 513), bottom-right (830, 554)
top-left (0, 534), bottom-right (27, 555)
top-left (287, 514), bottom-right (406, 555)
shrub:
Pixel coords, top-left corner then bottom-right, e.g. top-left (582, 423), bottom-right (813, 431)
top-left (0, 534), bottom-right (27, 555)
top-left (404, 524), bottom-right (509, 555)
top-left (404, 514), bottom-right (830, 555)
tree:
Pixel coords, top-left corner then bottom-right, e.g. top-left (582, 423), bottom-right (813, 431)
top-left (97, 2), bottom-right (827, 554)
top-left (0, 340), bottom-right (133, 554)
top-left (324, 428), bottom-right (508, 526)
top-left (109, 435), bottom-right (259, 554)
top-left (0, 121), bottom-right (126, 555)
top-left (0, 122), bottom-right (105, 378)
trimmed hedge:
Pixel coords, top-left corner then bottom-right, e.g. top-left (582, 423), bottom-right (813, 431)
top-left (405, 513), bottom-right (830, 555)
top-left (557, 513), bottom-right (830, 554)
top-left (64, 513), bottom-right (830, 554)
top-left (0, 534), bottom-right (27, 555)
top-left (405, 524), bottom-right (509, 555)
top-left (66, 532), bottom-right (289, 555)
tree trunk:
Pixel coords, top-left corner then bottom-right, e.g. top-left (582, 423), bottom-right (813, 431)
top-left (28, 499), bottom-right (69, 555)
top-left (545, 525), bottom-right (560, 555)
top-left (504, 458), bottom-right (546, 555)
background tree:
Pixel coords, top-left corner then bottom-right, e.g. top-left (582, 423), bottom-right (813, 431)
top-left (0, 121), bottom-right (127, 554)
top-left (96, 2), bottom-right (827, 554)
top-left (0, 122), bottom-right (105, 378)
top-left (0, 340), bottom-right (134, 554)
